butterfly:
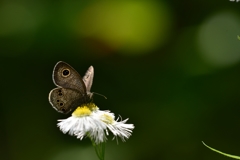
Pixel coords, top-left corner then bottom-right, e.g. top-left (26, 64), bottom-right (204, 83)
top-left (48, 61), bottom-right (94, 114)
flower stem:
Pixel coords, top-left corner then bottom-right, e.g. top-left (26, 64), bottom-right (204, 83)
top-left (92, 140), bottom-right (105, 160)
top-left (202, 141), bottom-right (240, 159)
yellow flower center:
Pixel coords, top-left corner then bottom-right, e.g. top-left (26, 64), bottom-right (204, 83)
top-left (101, 114), bottom-right (114, 124)
top-left (86, 103), bottom-right (98, 111)
top-left (72, 103), bottom-right (98, 117)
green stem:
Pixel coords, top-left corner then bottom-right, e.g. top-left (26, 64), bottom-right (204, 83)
top-left (92, 140), bottom-right (105, 160)
top-left (202, 141), bottom-right (240, 159)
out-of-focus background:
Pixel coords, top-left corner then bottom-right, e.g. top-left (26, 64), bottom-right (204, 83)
top-left (1, 0), bottom-right (240, 160)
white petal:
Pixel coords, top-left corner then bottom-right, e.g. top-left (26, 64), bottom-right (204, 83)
top-left (57, 106), bottom-right (134, 144)
top-left (97, 111), bottom-right (134, 142)
top-left (57, 113), bottom-right (108, 144)
top-left (107, 118), bottom-right (134, 141)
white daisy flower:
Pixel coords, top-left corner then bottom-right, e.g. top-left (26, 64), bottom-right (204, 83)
top-left (57, 103), bottom-right (134, 144)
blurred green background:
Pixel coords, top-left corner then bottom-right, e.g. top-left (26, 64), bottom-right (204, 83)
top-left (1, 0), bottom-right (240, 160)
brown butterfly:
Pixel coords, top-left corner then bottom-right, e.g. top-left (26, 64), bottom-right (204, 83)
top-left (48, 61), bottom-right (94, 114)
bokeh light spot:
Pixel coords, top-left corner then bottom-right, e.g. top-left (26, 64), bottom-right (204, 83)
top-left (0, 2), bottom-right (38, 36)
top-left (197, 11), bottom-right (240, 67)
top-left (47, 146), bottom-right (96, 160)
top-left (74, 1), bottom-right (172, 55)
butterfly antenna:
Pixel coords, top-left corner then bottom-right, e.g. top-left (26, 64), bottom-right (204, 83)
top-left (93, 92), bottom-right (107, 99)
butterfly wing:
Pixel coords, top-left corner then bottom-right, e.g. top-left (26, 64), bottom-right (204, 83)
top-left (49, 87), bottom-right (85, 114)
top-left (82, 66), bottom-right (94, 98)
top-left (52, 61), bottom-right (87, 94)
